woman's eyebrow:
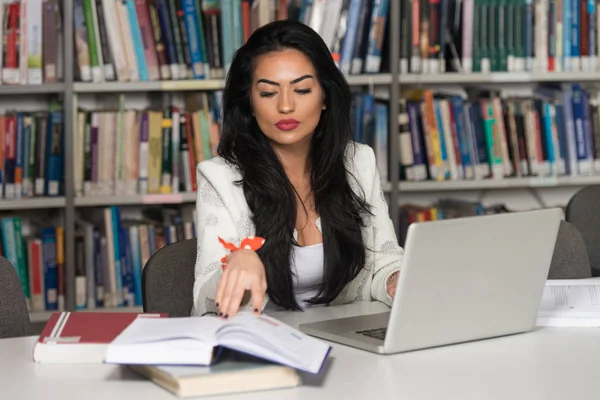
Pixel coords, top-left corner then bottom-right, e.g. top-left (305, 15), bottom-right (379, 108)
top-left (256, 74), bottom-right (314, 86)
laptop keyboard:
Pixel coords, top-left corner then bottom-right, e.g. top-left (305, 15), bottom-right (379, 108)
top-left (356, 327), bottom-right (387, 341)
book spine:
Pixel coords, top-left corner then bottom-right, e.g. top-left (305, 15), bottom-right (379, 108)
top-left (45, 111), bottom-right (63, 196)
top-left (166, 0), bottom-right (186, 77)
top-left (40, 226), bottom-right (58, 311)
top-left (22, 116), bottom-right (32, 197)
top-left (340, 0), bottom-right (363, 75)
top-left (147, 0), bottom-right (170, 80)
top-left (83, 0), bottom-right (102, 81)
top-left (94, 0), bottom-right (116, 80)
top-left (15, 112), bottom-right (23, 198)
top-left (159, 108), bottom-right (172, 194)
top-left (73, 0), bottom-right (91, 81)
top-left (34, 113), bottom-right (47, 195)
top-left (174, 0), bottom-right (192, 77)
top-left (26, 0), bottom-right (42, 84)
top-left (156, 0), bottom-right (179, 79)
top-left (124, 0), bottom-right (148, 80)
top-left (102, 0), bottom-right (129, 81)
top-left (4, 114), bottom-right (16, 199)
top-left (183, 0), bottom-right (205, 78)
top-left (134, 0), bottom-right (159, 80)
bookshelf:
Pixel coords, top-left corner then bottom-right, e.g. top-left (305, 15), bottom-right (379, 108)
top-left (6, 0), bottom-right (600, 320)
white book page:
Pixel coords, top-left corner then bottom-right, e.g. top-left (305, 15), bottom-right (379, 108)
top-left (111, 317), bottom-right (224, 344)
top-left (105, 317), bottom-right (225, 365)
top-left (216, 313), bottom-right (331, 374)
top-left (537, 278), bottom-right (600, 327)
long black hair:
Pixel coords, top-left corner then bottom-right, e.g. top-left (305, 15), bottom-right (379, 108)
top-left (217, 19), bottom-right (371, 310)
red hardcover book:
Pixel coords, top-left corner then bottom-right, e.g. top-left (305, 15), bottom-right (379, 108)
top-left (33, 311), bottom-right (167, 363)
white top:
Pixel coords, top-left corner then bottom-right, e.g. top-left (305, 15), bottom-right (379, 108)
top-left (192, 143), bottom-right (404, 316)
top-left (5, 302), bottom-right (600, 400)
top-left (292, 243), bottom-right (325, 305)
top-left (264, 242), bottom-right (325, 312)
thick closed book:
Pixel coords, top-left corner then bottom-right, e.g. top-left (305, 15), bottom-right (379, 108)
top-left (33, 311), bottom-right (167, 363)
top-left (105, 312), bottom-right (332, 374)
top-left (129, 350), bottom-right (301, 398)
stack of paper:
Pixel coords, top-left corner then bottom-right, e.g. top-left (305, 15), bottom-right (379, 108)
top-left (536, 278), bottom-right (600, 327)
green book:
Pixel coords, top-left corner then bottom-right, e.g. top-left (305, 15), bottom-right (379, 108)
top-left (13, 218), bottom-right (30, 302)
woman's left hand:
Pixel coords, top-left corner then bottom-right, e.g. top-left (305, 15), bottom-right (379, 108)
top-left (386, 271), bottom-right (399, 298)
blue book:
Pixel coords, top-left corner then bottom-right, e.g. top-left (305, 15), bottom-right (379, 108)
top-left (124, 0), bottom-right (148, 80)
top-left (110, 206), bottom-right (124, 306)
top-left (40, 227), bottom-right (58, 311)
top-left (364, 0), bottom-right (389, 73)
top-left (128, 226), bottom-right (143, 306)
top-left (571, 0), bottom-right (580, 69)
top-left (339, 0), bottom-right (363, 75)
top-left (571, 84), bottom-right (588, 164)
top-left (451, 96), bottom-right (473, 178)
top-left (182, 0), bottom-right (205, 79)
top-left (45, 111), bottom-right (64, 196)
top-left (563, 0), bottom-right (572, 70)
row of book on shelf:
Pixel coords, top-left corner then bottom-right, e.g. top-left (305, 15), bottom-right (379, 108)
top-left (399, 83), bottom-right (600, 183)
top-left (0, 0), bottom-right (62, 85)
top-left (74, 92), bottom-right (221, 198)
top-left (74, 0), bottom-right (390, 83)
top-left (73, 90), bottom-right (389, 197)
top-left (0, 204), bottom-right (197, 312)
top-left (0, 106), bottom-right (64, 199)
top-left (400, 0), bottom-right (600, 75)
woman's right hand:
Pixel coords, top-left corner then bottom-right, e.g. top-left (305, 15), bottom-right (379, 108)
top-left (215, 249), bottom-right (267, 318)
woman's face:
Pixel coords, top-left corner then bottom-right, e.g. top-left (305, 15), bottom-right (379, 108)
top-left (250, 48), bottom-right (326, 152)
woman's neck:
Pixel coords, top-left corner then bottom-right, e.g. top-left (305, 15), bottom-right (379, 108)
top-left (273, 143), bottom-right (310, 178)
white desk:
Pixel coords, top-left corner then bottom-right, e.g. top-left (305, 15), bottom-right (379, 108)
top-left (2, 302), bottom-right (599, 399)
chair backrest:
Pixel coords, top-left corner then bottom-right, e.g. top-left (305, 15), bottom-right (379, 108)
top-left (142, 238), bottom-right (197, 317)
top-left (548, 220), bottom-right (592, 279)
top-left (0, 257), bottom-right (32, 339)
top-left (566, 185), bottom-right (600, 276)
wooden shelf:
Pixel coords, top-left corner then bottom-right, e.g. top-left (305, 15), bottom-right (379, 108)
top-left (74, 192), bottom-right (197, 207)
top-left (400, 72), bottom-right (600, 85)
top-left (73, 74), bottom-right (394, 93)
top-left (0, 83), bottom-right (65, 94)
top-left (399, 176), bottom-right (600, 192)
top-left (0, 197), bottom-right (66, 210)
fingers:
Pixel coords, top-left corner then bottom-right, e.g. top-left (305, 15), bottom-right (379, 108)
top-left (224, 274), bottom-right (248, 318)
top-left (250, 278), bottom-right (267, 314)
top-left (218, 269), bottom-right (240, 318)
top-left (214, 267), bottom-right (229, 310)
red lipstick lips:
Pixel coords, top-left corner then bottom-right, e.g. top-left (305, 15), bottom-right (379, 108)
top-left (275, 118), bottom-right (300, 131)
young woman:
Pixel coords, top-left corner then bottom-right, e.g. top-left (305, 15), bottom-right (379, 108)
top-left (192, 20), bottom-right (403, 318)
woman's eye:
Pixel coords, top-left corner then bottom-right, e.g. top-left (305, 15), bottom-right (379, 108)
top-left (296, 89), bottom-right (312, 95)
top-left (259, 92), bottom-right (276, 98)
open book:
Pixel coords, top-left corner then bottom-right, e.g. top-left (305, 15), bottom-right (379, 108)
top-left (105, 312), bottom-right (331, 374)
top-left (537, 278), bottom-right (600, 327)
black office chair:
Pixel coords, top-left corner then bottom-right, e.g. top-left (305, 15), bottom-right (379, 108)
top-left (142, 238), bottom-right (197, 317)
top-left (0, 256), bottom-right (33, 338)
top-left (566, 185), bottom-right (600, 276)
top-left (549, 220), bottom-right (592, 279)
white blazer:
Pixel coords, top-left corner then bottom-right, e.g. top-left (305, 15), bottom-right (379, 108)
top-left (191, 142), bottom-right (404, 316)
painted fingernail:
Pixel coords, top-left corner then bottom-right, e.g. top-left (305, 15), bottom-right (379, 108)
top-left (215, 302), bottom-right (219, 307)
top-left (224, 314), bottom-right (229, 319)
top-left (253, 308), bottom-right (259, 313)
top-left (218, 312), bottom-right (222, 317)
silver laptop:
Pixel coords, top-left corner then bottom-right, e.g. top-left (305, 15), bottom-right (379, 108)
top-left (299, 208), bottom-right (563, 354)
